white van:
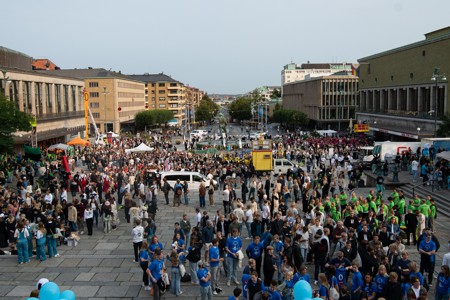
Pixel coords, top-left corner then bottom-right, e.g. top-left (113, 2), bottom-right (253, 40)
top-left (273, 159), bottom-right (295, 175)
top-left (160, 171), bottom-right (218, 190)
top-left (190, 130), bottom-right (208, 139)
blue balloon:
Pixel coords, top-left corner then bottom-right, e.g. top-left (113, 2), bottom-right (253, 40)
top-left (39, 282), bottom-right (60, 300)
top-left (293, 279), bottom-right (312, 300)
top-left (26, 298), bottom-right (39, 300)
top-left (60, 290), bottom-right (76, 300)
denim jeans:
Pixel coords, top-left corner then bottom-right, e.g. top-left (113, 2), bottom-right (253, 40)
top-left (171, 267), bottom-right (181, 295)
top-left (200, 285), bottom-right (212, 300)
top-left (189, 261), bottom-right (199, 284)
top-left (245, 222), bottom-right (252, 238)
top-left (211, 265), bottom-right (220, 289)
top-left (199, 195), bottom-right (205, 207)
top-left (36, 241), bottom-right (46, 261)
top-left (17, 239), bottom-right (29, 263)
top-left (46, 235), bottom-right (57, 257)
top-left (226, 256), bottom-right (239, 282)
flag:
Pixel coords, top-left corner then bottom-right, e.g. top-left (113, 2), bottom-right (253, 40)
top-left (351, 64), bottom-right (359, 77)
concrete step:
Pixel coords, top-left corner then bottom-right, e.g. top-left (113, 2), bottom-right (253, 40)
top-left (400, 183), bottom-right (450, 218)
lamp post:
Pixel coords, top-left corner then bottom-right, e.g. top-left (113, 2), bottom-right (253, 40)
top-left (102, 87), bottom-right (109, 133)
top-left (431, 67), bottom-right (447, 138)
top-left (1, 69), bottom-right (9, 97)
top-left (417, 127), bottom-right (420, 140)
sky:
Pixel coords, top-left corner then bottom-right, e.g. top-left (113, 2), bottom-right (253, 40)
top-left (2, 0), bottom-right (450, 94)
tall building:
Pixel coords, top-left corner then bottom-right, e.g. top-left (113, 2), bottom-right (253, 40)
top-left (41, 68), bottom-right (145, 133)
top-left (283, 73), bottom-right (359, 130)
top-left (357, 26), bottom-right (450, 140)
top-left (129, 73), bottom-right (186, 126)
top-left (0, 46), bottom-right (85, 148)
top-left (281, 63), bottom-right (353, 85)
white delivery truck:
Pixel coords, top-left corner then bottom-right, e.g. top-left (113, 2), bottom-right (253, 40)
top-left (372, 141), bottom-right (421, 162)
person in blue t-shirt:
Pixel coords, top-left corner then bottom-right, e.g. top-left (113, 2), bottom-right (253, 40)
top-left (436, 265), bottom-right (450, 300)
top-left (350, 262), bottom-right (364, 299)
top-left (228, 287), bottom-right (242, 300)
top-left (247, 235), bottom-right (264, 277)
top-left (209, 238), bottom-right (223, 294)
top-left (294, 265), bottom-right (310, 283)
top-left (317, 273), bottom-right (330, 299)
top-left (147, 249), bottom-right (165, 300)
top-left (197, 261), bottom-right (212, 300)
top-left (362, 273), bottom-right (377, 300)
top-left (419, 233), bottom-right (437, 285)
top-left (374, 265), bottom-right (388, 297)
top-left (241, 274), bottom-right (251, 300)
top-left (139, 241), bottom-right (150, 291)
top-left (226, 229), bottom-right (243, 286)
top-left (148, 236), bottom-right (164, 262)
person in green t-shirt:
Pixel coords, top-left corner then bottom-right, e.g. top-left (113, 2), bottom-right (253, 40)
top-left (418, 199), bottom-right (430, 228)
top-left (339, 191), bottom-right (348, 211)
top-left (398, 197), bottom-right (406, 215)
top-left (390, 189), bottom-right (399, 206)
top-left (412, 195), bottom-right (421, 211)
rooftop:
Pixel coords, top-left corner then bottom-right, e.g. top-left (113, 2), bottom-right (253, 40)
top-left (39, 68), bottom-right (143, 83)
top-left (128, 73), bottom-right (180, 84)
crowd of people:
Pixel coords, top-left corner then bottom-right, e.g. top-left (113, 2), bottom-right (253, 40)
top-left (0, 130), bottom-right (449, 300)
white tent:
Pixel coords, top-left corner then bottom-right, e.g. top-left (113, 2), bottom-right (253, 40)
top-left (47, 143), bottom-right (70, 151)
top-left (125, 143), bottom-right (154, 154)
top-left (437, 151), bottom-right (450, 161)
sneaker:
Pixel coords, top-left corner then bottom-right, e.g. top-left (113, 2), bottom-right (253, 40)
top-left (179, 291), bottom-right (183, 295)
top-left (227, 281), bottom-right (231, 287)
top-left (245, 237), bottom-right (251, 240)
top-left (55, 254), bottom-right (60, 258)
top-left (213, 291), bottom-right (218, 295)
top-left (234, 280), bottom-right (240, 285)
top-left (144, 286), bottom-right (151, 291)
top-left (314, 280), bottom-right (318, 286)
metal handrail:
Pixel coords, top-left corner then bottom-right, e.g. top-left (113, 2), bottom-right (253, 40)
top-left (411, 177), bottom-right (435, 197)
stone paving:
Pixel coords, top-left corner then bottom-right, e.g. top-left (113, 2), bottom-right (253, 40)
top-left (1, 170), bottom-right (450, 299)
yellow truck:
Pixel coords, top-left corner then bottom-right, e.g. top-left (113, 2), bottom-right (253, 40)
top-left (251, 140), bottom-right (296, 175)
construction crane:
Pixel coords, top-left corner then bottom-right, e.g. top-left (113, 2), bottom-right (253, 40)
top-left (83, 88), bottom-right (103, 145)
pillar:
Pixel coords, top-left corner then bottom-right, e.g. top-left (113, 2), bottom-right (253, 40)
top-left (41, 82), bottom-right (47, 114)
top-left (406, 87), bottom-right (411, 111)
top-left (396, 88), bottom-right (401, 111)
top-left (30, 82), bottom-right (36, 115)
top-left (18, 80), bottom-right (24, 112)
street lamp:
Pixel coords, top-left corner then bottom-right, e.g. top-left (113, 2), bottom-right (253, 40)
top-left (417, 127), bottom-right (420, 139)
top-left (1, 69), bottom-right (9, 97)
top-left (431, 67), bottom-right (447, 138)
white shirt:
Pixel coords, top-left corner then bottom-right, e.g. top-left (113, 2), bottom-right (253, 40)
top-left (411, 160), bottom-right (419, 171)
top-left (44, 193), bottom-right (53, 204)
top-left (443, 251), bottom-right (450, 268)
top-left (131, 225), bottom-right (144, 243)
top-left (84, 209), bottom-right (94, 220)
top-left (245, 209), bottom-right (253, 223)
top-left (233, 208), bottom-right (245, 223)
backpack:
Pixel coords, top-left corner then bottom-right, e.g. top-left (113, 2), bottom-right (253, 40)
top-left (181, 273), bottom-right (191, 282)
top-left (208, 187), bottom-right (214, 195)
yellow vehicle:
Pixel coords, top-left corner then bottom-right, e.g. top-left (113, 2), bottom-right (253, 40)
top-left (251, 140), bottom-right (273, 173)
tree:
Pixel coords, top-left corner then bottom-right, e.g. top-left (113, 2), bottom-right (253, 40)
top-left (195, 94), bottom-right (220, 122)
top-left (0, 94), bottom-right (33, 154)
top-left (270, 88), bottom-right (281, 99)
top-left (437, 114), bottom-right (450, 137)
top-left (135, 109), bottom-right (173, 130)
top-left (228, 97), bottom-right (253, 121)
top-left (272, 109), bottom-right (309, 129)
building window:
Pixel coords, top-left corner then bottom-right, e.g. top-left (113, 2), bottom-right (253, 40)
top-left (410, 73), bottom-right (414, 80)
top-left (152, 97), bottom-right (155, 101)
top-left (422, 50), bottom-right (426, 56)
top-left (151, 90), bottom-right (155, 94)
top-left (170, 83), bottom-right (177, 87)
top-left (170, 104), bottom-right (178, 108)
top-left (92, 113), bottom-right (100, 118)
top-left (390, 75), bottom-right (394, 82)
top-left (374, 78), bottom-right (378, 83)
top-left (89, 92), bottom-right (99, 98)
top-left (90, 102), bottom-right (100, 108)
top-left (159, 104), bottom-right (166, 108)
top-left (158, 83), bottom-right (165, 87)
top-left (152, 83), bottom-right (155, 87)
top-left (152, 104), bottom-right (155, 108)
top-left (89, 82), bottom-right (99, 87)
top-left (158, 90), bottom-right (165, 94)
top-left (159, 97), bottom-right (166, 101)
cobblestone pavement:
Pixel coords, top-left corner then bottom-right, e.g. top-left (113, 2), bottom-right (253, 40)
top-left (0, 168), bottom-right (449, 299)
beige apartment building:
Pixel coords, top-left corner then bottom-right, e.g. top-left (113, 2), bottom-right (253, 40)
top-left (283, 74), bottom-right (359, 130)
top-left (130, 73), bottom-right (187, 126)
top-left (357, 26), bottom-right (450, 140)
top-left (43, 69), bottom-right (145, 133)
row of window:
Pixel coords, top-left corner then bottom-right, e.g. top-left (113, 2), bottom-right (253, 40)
top-left (89, 82), bottom-right (99, 88)
top-left (118, 92), bottom-right (145, 98)
top-left (118, 81), bottom-right (143, 90)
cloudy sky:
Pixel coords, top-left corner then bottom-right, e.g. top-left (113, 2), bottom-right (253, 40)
top-left (2, 0), bottom-right (449, 94)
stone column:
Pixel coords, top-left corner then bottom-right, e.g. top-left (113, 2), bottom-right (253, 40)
top-left (50, 84), bottom-right (56, 113)
top-left (396, 88), bottom-right (401, 111)
top-left (30, 82), bottom-right (36, 115)
top-left (406, 87), bottom-right (411, 111)
top-left (380, 89), bottom-right (384, 112)
top-left (18, 80), bottom-right (24, 112)
top-left (430, 85), bottom-right (435, 115)
top-left (41, 83), bottom-right (47, 114)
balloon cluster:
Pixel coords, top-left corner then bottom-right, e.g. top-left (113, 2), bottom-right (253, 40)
top-left (27, 278), bottom-right (76, 300)
top-left (293, 280), bottom-right (321, 300)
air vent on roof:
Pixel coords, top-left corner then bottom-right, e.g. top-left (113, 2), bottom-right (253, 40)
top-left (88, 67), bottom-right (93, 69)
